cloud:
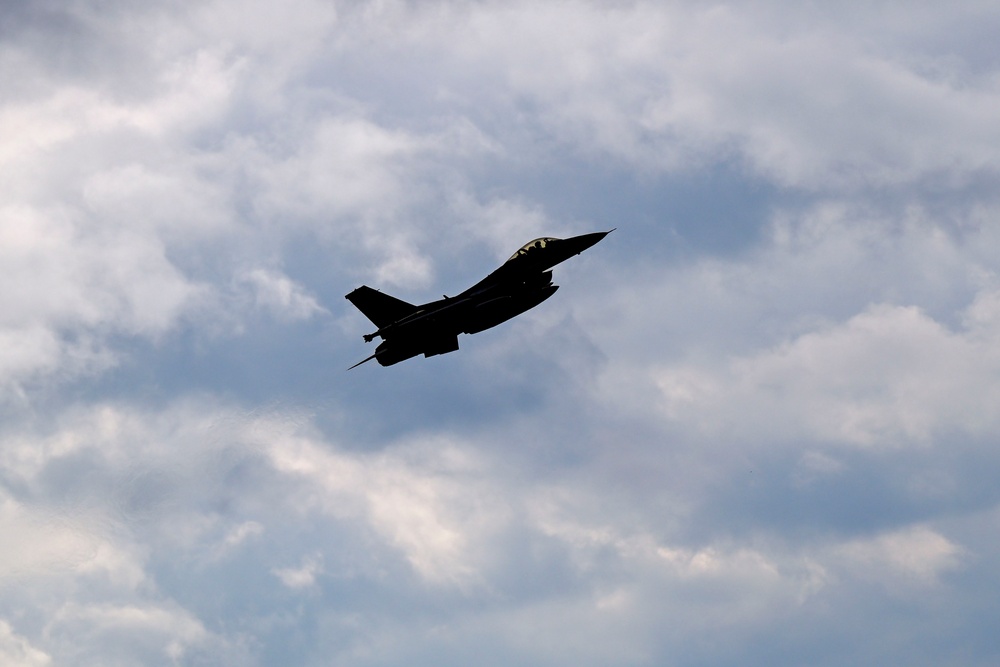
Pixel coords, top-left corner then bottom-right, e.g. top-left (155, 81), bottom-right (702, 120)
top-left (321, 1), bottom-right (1000, 189)
top-left (266, 430), bottom-right (502, 587)
top-left (237, 268), bottom-right (326, 321)
top-left (0, 387), bottom-right (989, 666)
top-left (273, 552), bottom-right (323, 589)
top-left (835, 525), bottom-right (963, 585)
top-left (0, 0), bottom-right (476, 398)
top-left (3, 0), bottom-right (1000, 665)
top-left (657, 299), bottom-right (1000, 445)
top-left (0, 493), bottom-right (141, 586)
top-left (0, 620), bottom-right (50, 667)
top-left (0, 42), bottom-right (228, 397)
top-left (47, 601), bottom-right (211, 665)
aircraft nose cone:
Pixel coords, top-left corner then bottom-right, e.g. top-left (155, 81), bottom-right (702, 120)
top-left (567, 229), bottom-right (614, 253)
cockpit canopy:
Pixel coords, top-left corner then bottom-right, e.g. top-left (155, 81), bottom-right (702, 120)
top-left (507, 237), bottom-right (560, 262)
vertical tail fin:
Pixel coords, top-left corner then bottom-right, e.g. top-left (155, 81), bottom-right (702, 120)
top-left (345, 286), bottom-right (418, 328)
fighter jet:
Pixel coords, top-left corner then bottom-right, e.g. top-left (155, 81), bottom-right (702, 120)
top-left (346, 230), bottom-right (613, 368)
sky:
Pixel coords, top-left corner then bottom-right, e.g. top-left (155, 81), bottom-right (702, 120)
top-left (3, 0), bottom-right (1000, 665)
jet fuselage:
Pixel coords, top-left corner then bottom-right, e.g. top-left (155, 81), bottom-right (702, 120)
top-left (346, 230), bottom-right (611, 368)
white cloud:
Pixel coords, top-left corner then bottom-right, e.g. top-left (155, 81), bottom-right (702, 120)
top-left (241, 114), bottom-right (498, 288)
top-left (47, 601), bottom-right (210, 665)
top-left (447, 193), bottom-right (570, 263)
top-left (0, 391), bottom-right (988, 665)
top-left (0, 64), bottom-right (225, 396)
top-left (0, 492), bottom-right (143, 588)
top-left (836, 525), bottom-right (964, 585)
top-left (323, 1), bottom-right (1000, 188)
top-left (188, 0), bottom-right (338, 58)
top-left (266, 431), bottom-right (502, 587)
top-left (656, 299), bottom-right (1000, 446)
top-left (0, 620), bottom-right (51, 667)
top-left (221, 520), bottom-right (264, 550)
top-left (570, 199), bottom-right (1000, 445)
top-left (0, 401), bottom-right (287, 662)
top-left (249, 116), bottom-right (428, 224)
top-left (273, 553), bottom-right (323, 589)
top-left (0, 0), bottom-right (463, 395)
top-left (238, 268), bottom-right (326, 321)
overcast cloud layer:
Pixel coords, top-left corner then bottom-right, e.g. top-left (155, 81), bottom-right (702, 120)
top-left (3, 1), bottom-right (1000, 665)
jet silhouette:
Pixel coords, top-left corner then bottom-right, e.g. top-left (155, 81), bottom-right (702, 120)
top-left (346, 230), bottom-right (612, 368)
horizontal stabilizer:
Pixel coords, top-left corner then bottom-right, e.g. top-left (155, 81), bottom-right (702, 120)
top-left (345, 286), bottom-right (418, 328)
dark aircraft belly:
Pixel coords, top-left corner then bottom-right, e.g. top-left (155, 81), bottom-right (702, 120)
top-left (462, 285), bottom-right (558, 335)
